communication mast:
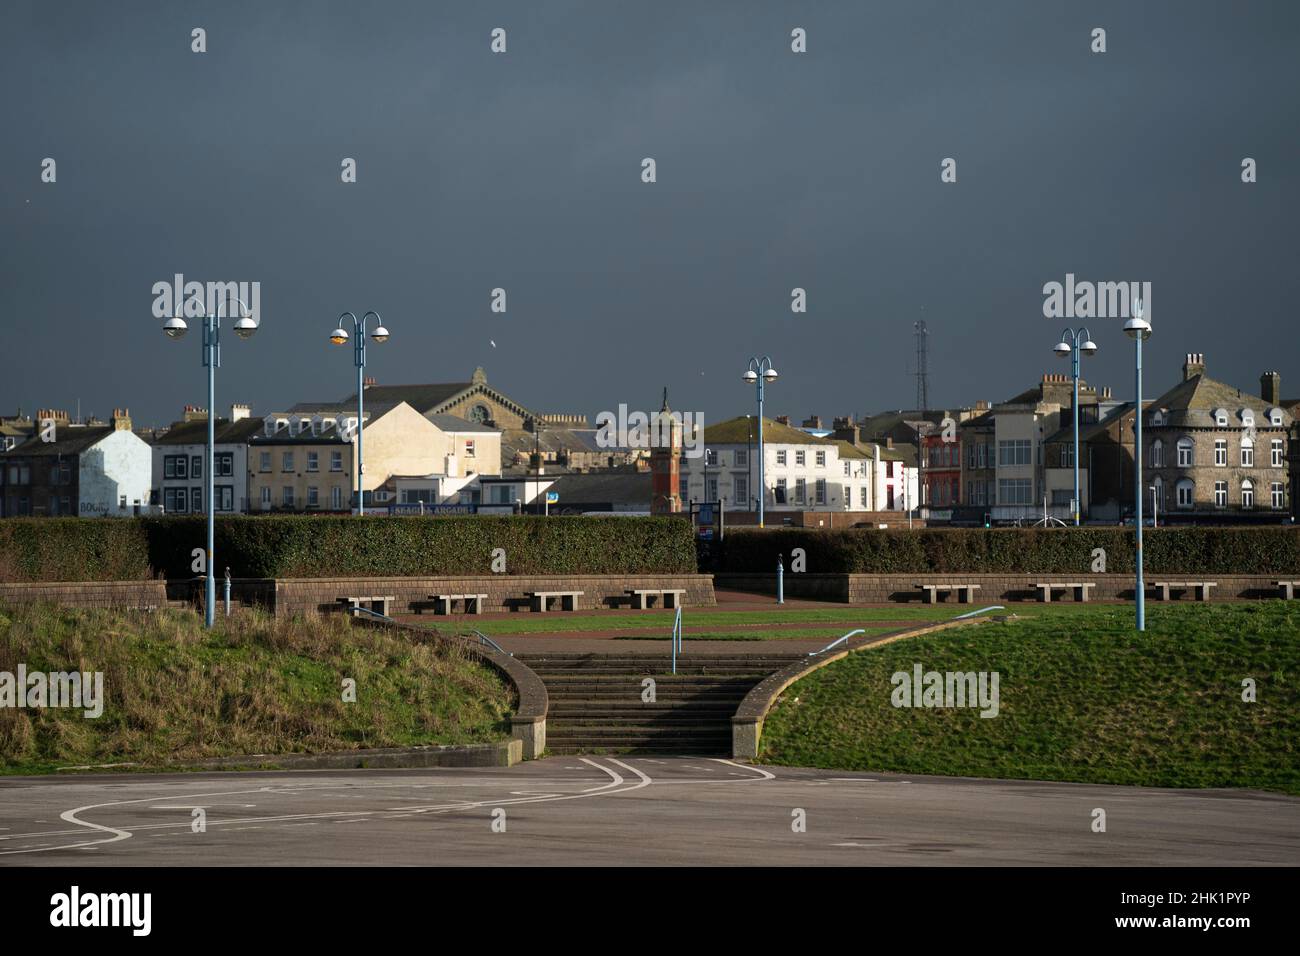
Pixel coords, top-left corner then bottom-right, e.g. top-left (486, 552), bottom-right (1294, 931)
top-left (914, 320), bottom-right (929, 412)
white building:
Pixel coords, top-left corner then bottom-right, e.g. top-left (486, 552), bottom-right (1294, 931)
top-left (151, 404), bottom-right (261, 514)
top-left (681, 416), bottom-right (878, 514)
top-left (1, 410), bottom-right (153, 517)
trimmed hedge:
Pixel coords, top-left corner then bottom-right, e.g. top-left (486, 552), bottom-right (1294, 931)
top-left (718, 527), bottom-right (1300, 575)
top-left (0, 519), bottom-right (152, 582)
top-left (0, 515), bottom-right (697, 581)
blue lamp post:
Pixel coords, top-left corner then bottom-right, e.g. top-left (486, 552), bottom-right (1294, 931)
top-left (743, 356), bottom-right (778, 528)
top-left (329, 311), bottom-right (390, 515)
top-left (1054, 327), bottom-right (1098, 526)
top-left (163, 297), bottom-right (259, 629)
top-left (1124, 300), bottom-right (1151, 631)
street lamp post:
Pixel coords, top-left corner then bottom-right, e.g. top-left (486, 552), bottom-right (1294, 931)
top-left (1124, 300), bottom-right (1151, 631)
top-left (163, 297), bottom-right (259, 629)
top-left (1055, 327), bottom-right (1098, 526)
top-left (329, 311), bottom-right (390, 516)
top-left (743, 357), bottom-right (778, 527)
top-left (1151, 485), bottom-right (1158, 529)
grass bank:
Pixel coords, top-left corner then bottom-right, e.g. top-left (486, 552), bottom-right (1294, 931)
top-left (0, 603), bottom-right (514, 774)
top-left (758, 602), bottom-right (1300, 794)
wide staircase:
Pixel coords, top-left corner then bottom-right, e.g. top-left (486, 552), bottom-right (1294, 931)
top-left (516, 653), bottom-right (802, 755)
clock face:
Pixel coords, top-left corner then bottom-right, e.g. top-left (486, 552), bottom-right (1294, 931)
top-left (469, 404), bottom-right (489, 423)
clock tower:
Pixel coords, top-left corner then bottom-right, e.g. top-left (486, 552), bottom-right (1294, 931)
top-left (650, 388), bottom-right (682, 514)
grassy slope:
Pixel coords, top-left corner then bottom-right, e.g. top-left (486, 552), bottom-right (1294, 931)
top-left (758, 602), bottom-right (1300, 794)
top-left (0, 604), bottom-right (514, 774)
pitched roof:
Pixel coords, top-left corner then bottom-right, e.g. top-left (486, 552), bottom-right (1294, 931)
top-left (335, 383), bottom-right (472, 413)
top-left (1147, 373), bottom-right (1291, 429)
top-left (427, 414), bottom-right (499, 434)
top-left (546, 471), bottom-right (651, 505)
top-left (8, 426), bottom-right (115, 457)
top-left (702, 416), bottom-right (835, 445)
top-left (834, 440), bottom-right (868, 460)
top-left (152, 417), bottom-right (266, 445)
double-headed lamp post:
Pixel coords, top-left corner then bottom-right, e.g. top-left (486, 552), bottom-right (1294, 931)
top-left (163, 297), bottom-right (259, 629)
top-left (743, 357), bottom-right (778, 527)
top-left (1124, 299), bottom-right (1152, 631)
top-left (329, 311), bottom-right (390, 516)
top-left (1054, 327), bottom-right (1098, 526)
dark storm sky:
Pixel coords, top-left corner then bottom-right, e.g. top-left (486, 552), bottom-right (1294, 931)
top-left (2, 1), bottom-right (1297, 430)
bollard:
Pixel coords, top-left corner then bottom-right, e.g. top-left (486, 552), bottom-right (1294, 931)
top-left (223, 567), bottom-right (231, 617)
top-left (777, 553), bottom-right (785, 605)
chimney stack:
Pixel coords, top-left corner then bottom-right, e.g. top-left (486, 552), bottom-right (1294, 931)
top-left (230, 403), bottom-right (251, 422)
top-left (112, 408), bottom-right (132, 431)
top-left (363, 376), bottom-right (376, 389)
top-left (1260, 371), bottom-right (1281, 406)
top-left (1183, 353), bottom-right (1206, 381)
top-left (775, 415), bottom-right (791, 426)
top-left (802, 415), bottom-right (823, 429)
top-left (183, 405), bottom-right (209, 423)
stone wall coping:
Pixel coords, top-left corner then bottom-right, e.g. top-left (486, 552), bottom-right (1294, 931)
top-left (731, 618), bottom-right (987, 760)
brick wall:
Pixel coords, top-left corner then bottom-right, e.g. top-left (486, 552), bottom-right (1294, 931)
top-left (274, 574), bottom-right (717, 616)
top-left (0, 580), bottom-right (172, 609)
top-left (716, 572), bottom-right (1296, 603)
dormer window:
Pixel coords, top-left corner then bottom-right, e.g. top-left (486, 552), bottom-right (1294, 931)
top-left (1213, 408), bottom-right (1228, 427)
top-left (1150, 410), bottom-right (1164, 426)
top-left (1240, 409), bottom-right (1255, 428)
top-left (1268, 407), bottom-right (1284, 426)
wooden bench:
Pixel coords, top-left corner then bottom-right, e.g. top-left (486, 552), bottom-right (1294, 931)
top-left (337, 595), bottom-right (396, 617)
top-left (430, 593), bottom-right (488, 615)
top-left (1150, 581), bottom-right (1217, 602)
top-left (1274, 580), bottom-right (1300, 600)
top-left (626, 588), bottom-right (687, 610)
top-left (1035, 582), bottom-right (1096, 603)
top-left (529, 590), bottom-right (583, 612)
top-left (915, 583), bottom-right (981, 604)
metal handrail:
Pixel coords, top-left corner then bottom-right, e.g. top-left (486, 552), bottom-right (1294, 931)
top-left (670, 605), bottom-right (683, 673)
top-left (809, 628), bottom-right (866, 656)
top-left (808, 606), bottom-right (1006, 656)
top-left (348, 605), bottom-right (398, 624)
top-left (468, 629), bottom-right (512, 657)
top-left (952, 605), bottom-right (1005, 620)
top-left (346, 607), bottom-right (513, 658)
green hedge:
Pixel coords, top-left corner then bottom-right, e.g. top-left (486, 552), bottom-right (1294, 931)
top-left (0, 519), bottom-right (152, 581)
top-left (718, 527), bottom-right (1300, 575)
top-left (0, 515), bottom-right (697, 581)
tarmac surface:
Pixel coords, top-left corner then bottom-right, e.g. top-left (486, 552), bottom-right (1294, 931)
top-left (1, 757), bottom-right (1296, 866)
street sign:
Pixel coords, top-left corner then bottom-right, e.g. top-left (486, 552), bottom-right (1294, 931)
top-left (545, 491), bottom-right (559, 503)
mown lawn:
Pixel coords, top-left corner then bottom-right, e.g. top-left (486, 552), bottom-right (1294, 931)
top-left (0, 603), bottom-right (514, 774)
top-left (758, 602), bottom-right (1300, 794)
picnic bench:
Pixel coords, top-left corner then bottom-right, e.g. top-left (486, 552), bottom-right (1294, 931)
top-left (1034, 581), bottom-right (1096, 603)
top-left (1274, 580), bottom-right (1300, 600)
top-left (337, 595), bottom-right (396, 617)
top-left (430, 593), bottom-right (489, 615)
top-left (529, 590), bottom-right (583, 612)
top-left (914, 583), bottom-right (981, 604)
top-left (1150, 581), bottom-right (1217, 602)
top-left (626, 588), bottom-right (687, 610)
